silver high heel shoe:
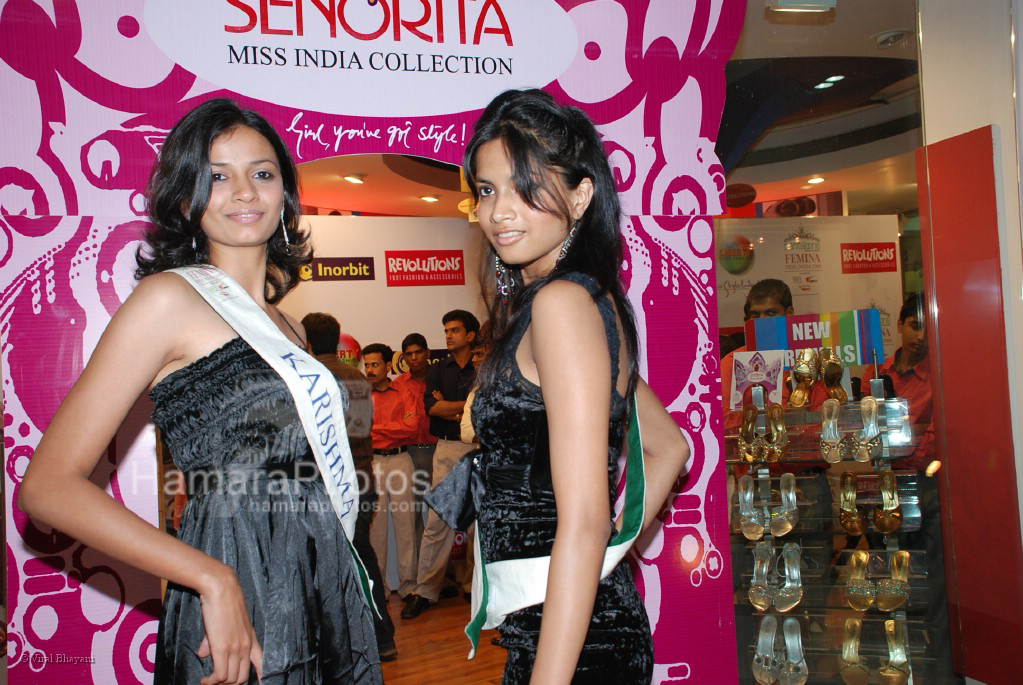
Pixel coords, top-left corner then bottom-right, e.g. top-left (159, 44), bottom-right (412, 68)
top-left (738, 474), bottom-right (766, 541)
top-left (752, 615), bottom-right (780, 685)
top-left (778, 617), bottom-right (809, 685)
top-left (773, 542), bottom-right (803, 612)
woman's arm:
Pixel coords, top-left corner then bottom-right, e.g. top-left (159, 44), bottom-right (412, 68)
top-left (18, 273), bottom-right (262, 685)
top-left (633, 377), bottom-right (690, 532)
top-left (527, 281), bottom-right (615, 684)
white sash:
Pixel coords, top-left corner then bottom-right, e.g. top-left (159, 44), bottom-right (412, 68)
top-left (171, 265), bottom-right (361, 537)
top-left (464, 405), bottom-right (647, 658)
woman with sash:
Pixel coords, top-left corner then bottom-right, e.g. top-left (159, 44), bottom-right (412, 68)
top-left (461, 89), bottom-right (691, 683)
top-left (19, 99), bottom-right (382, 684)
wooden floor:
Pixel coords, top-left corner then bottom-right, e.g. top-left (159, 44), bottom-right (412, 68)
top-left (381, 593), bottom-right (506, 684)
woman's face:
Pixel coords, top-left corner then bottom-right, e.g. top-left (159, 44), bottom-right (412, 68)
top-left (473, 139), bottom-right (592, 284)
top-left (199, 125), bottom-right (285, 258)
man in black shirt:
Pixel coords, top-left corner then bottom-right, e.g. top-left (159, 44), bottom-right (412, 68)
top-left (402, 309), bottom-right (479, 618)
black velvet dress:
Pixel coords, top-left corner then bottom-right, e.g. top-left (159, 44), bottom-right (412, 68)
top-left (472, 273), bottom-right (654, 684)
top-left (150, 336), bottom-right (382, 684)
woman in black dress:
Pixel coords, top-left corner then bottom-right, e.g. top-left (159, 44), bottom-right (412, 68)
top-left (19, 99), bottom-right (382, 685)
top-left (463, 89), bottom-right (691, 683)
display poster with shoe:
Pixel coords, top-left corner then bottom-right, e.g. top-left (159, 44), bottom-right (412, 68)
top-left (729, 350), bottom-right (785, 410)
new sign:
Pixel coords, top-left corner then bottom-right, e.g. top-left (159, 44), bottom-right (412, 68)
top-left (744, 309), bottom-right (886, 369)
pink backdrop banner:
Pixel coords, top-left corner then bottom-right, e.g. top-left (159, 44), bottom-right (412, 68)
top-left (0, 1), bottom-right (744, 682)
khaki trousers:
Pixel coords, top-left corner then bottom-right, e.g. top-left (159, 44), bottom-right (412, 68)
top-left (370, 450), bottom-right (418, 598)
top-left (412, 438), bottom-right (473, 601)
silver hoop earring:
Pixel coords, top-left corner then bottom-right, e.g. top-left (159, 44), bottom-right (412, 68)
top-left (556, 219), bottom-right (580, 265)
top-left (280, 208), bottom-right (290, 248)
top-left (192, 235), bottom-right (197, 251)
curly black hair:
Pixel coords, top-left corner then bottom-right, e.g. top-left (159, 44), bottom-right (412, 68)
top-left (136, 98), bottom-right (311, 304)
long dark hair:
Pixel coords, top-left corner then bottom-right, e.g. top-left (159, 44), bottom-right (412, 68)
top-left (136, 98), bottom-right (310, 304)
top-left (463, 88), bottom-right (639, 398)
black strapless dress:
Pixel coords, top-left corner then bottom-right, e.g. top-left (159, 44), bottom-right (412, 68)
top-left (150, 337), bottom-right (382, 684)
top-left (472, 273), bottom-right (654, 684)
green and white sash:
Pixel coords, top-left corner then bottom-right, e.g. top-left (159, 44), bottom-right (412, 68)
top-left (464, 404), bottom-right (647, 657)
top-left (171, 265), bottom-right (375, 609)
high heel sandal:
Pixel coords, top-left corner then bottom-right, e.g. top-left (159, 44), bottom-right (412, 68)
top-left (770, 473), bottom-right (799, 537)
top-left (738, 474), bottom-right (766, 541)
top-left (765, 402), bottom-right (788, 462)
top-left (740, 404), bottom-right (765, 462)
top-left (789, 349), bottom-right (819, 409)
top-left (839, 471), bottom-right (868, 535)
top-left (839, 618), bottom-right (870, 685)
top-left (820, 348), bottom-right (848, 403)
top-left (752, 615), bottom-right (780, 685)
top-left (749, 540), bottom-right (775, 611)
top-left (854, 397), bottom-right (882, 462)
top-left (873, 469), bottom-right (903, 535)
top-left (876, 550), bottom-right (911, 611)
top-left (820, 398), bottom-right (844, 463)
top-left (778, 617), bottom-right (809, 685)
top-left (773, 542), bottom-right (803, 612)
top-left (879, 620), bottom-right (911, 685)
top-left (845, 550), bottom-right (876, 611)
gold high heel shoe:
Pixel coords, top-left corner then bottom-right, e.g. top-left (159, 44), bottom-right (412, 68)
top-left (740, 404), bottom-right (764, 462)
top-left (839, 471), bottom-right (868, 536)
top-left (873, 469), bottom-right (903, 535)
top-left (820, 398), bottom-right (844, 463)
top-left (789, 349), bottom-right (819, 408)
top-left (765, 402), bottom-right (788, 462)
top-left (879, 620), bottom-right (911, 685)
top-left (839, 618), bottom-right (870, 685)
top-left (820, 348), bottom-right (848, 403)
top-left (876, 550), bottom-right (911, 611)
top-left (845, 550), bottom-right (875, 611)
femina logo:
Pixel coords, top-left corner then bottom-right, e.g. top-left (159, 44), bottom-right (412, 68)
top-left (145, 0), bottom-right (576, 117)
top-left (223, 0), bottom-right (513, 46)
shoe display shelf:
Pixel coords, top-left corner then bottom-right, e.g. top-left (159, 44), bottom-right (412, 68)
top-left (730, 382), bottom-right (929, 684)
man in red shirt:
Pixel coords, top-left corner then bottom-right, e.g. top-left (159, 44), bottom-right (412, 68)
top-left (363, 343), bottom-right (421, 601)
top-left (861, 293), bottom-right (934, 470)
top-left (391, 332), bottom-right (437, 547)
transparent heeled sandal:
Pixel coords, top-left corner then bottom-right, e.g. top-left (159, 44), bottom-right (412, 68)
top-left (820, 397), bottom-right (844, 463)
top-left (749, 539), bottom-right (775, 611)
top-left (738, 474), bottom-right (766, 541)
top-left (778, 617), bottom-right (809, 685)
top-left (879, 620), bottom-right (911, 685)
top-left (839, 471), bottom-right (867, 536)
top-left (845, 550), bottom-right (876, 611)
top-left (773, 542), bottom-right (803, 612)
top-left (839, 618), bottom-right (870, 685)
top-left (752, 615), bottom-right (780, 685)
top-left (854, 397), bottom-right (882, 462)
top-left (770, 472), bottom-right (799, 537)
top-left (873, 468), bottom-right (904, 535)
top-left (877, 549), bottom-right (911, 611)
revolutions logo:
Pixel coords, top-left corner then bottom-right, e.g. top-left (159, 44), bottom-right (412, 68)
top-left (385, 249), bottom-right (464, 287)
top-left (841, 243), bottom-right (897, 274)
top-left (144, 0), bottom-right (577, 117)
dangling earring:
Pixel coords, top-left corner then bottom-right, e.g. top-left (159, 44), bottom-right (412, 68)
top-left (495, 253), bottom-right (514, 302)
top-left (280, 208), bottom-right (290, 248)
top-left (191, 235), bottom-right (197, 251)
top-left (556, 219), bottom-right (580, 265)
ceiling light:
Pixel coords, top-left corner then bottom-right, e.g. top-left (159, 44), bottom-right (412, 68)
top-left (814, 82), bottom-right (834, 90)
top-left (766, 0), bottom-right (836, 12)
top-left (825, 75), bottom-right (845, 82)
top-left (807, 177), bottom-right (825, 184)
top-left (343, 174), bottom-right (364, 184)
top-left (420, 195), bottom-right (440, 203)
top-left (874, 30), bottom-right (912, 49)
